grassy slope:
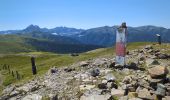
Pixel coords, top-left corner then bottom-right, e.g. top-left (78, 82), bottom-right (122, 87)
top-left (0, 42), bottom-right (169, 93)
top-left (0, 35), bottom-right (103, 54)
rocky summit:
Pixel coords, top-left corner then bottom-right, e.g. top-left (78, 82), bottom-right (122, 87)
top-left (1, 44), bottom-right (170, 100)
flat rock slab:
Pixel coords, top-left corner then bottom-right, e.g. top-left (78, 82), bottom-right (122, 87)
top-left (148, 66), bottom-right (169, 78)
top-left (22, 94), bottom-right (42, 100)
top-left (80, 94), bottom-right (111, 100)
top-left (111, 88), bottom-right (125, 97)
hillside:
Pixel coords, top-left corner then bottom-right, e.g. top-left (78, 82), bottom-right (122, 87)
top-left (0, 42), bottom-right (170, 99)
top-left (0, 35), bottom-right (103, 54)
top-left (0, 42), bottom-right (151, 87)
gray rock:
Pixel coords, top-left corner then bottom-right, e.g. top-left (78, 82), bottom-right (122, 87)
top-left (157, 53), bottom-right (169, 59)
top-left (146, 58), bottom-right (160, 67)
top-left (102, 80), bottom-right (107, 84)
top-left (107, 82), bottom-right (118, 89)
top-left (50, 68), bottom-right (58, 74)
top-left (150, 78), bottom-right (165, 89)
top-left (128, 62), bottom-right (138, 69)
top-left (80, 61), bottom-right (89, 67)
top-left (119, 96), bottom-right (128, 100)
top-left (122, 76), bottom-right (132, 84)
top-left (137, 88), bottom-right (153, 100)
top-left (139, 56), bottom-right (145, 61)
top-left (80, 85), bottom-right (95, 90)
top-left (151, 60), bottom-right (160, 65)
top-left (163, 96), bottom-right (170, 100)
top-left (129, 98), bottom-right (142, 100)
top-left (2, 86), bottom-right (15, 95)
top-left (111, 88), bottom-right (125, 97)
top-left (48, 93), bottom-right (58, 100)
top-left (144, 45), bottom-right (153, 50)
top-left (90, 68), bottom-right (100, 77)
top-left (64, 68), bottom-right (75, 72)
top-left (98, 83), bottom-right (107, 89)
top-left (155, 83), bottom-right (166, 96)
top-left (80, 94), bottom-right (112, 100)
top-left (23, 94), bottom-right (42, 100)
top-left (104, 73), bottom-right (116, 82)
top-left (9, 90), bottom-right (20, 97)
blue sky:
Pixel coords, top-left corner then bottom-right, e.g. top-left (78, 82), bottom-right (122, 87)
top-left (0, 0), bottom-right (170, 30)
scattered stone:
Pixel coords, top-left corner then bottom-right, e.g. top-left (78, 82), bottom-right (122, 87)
top-left (146, 59), bottom-right (155, 67)
top-left (111, 88), bottom-right (125, 97)
top-left (114, 64), bottom-right (124, 69)
top-left (80, 94), bottom-right (112, 100)
top-left (9, 90), bottom-right (20, 97)
top-left (128, 62), bottom-right (138, 69)
top-left (90, 68), bottom-right (100, 77)
top-left (22, 94), bottom-right (42, 100)
top-left (102, 80), bottom-right (107, 84)
top-left (155, 84), bottom-right (166, 96)
top-left (128, 92), bottom-right (138, 99)
top-left (145, 45), bottom-right (153, 50)
top-left (119, 96), bottom-right (128, 100)
top-left (139, 56), bottom-right (145, 61)
top-left (122, 76), bottom-right (132, 84)
top-left (137, 88), bottom-right (153, 99)
top-left (107, 82), bottom-right (118, 89)
top-left (148, 66), bottom-right (169, 78)
top-left (64, 68), bottom-right (75, 72)
top-left (109, 61), bottom-right (115, 68)
top-left (16, 86), bottom-right (29, 92)
top-left (162, 96), bottom-right (170, 100)
top-left (50, 67), bottom-right (58, 74)
top-left (150, 78), bottom-right (165, 89)
top-left (70, 53), bottom-right (79, 56)
top-left (129, 98), bottom-right (142, 100)
top-left (128, 86), bottom-right (136, 92)
top-left (80, 85), bottom-right (95, 91)
top-left (157, 53), bottom-right (169, 59)
top-left (2, 86), bottom-right (15, 95)
top-left (80, 61), bottom-right (89, 67)
top-left (104, 73), bottom-right (116, 82)
top-left (98, 83), bottom-right (107, 89)
top-left (151, 60), bottom-right (160, 65)
top-left (48, 94), bottom-right (58, 100)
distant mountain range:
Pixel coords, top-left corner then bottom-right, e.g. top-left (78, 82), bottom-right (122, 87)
top-left (0, 25), bottom-right (169, 53)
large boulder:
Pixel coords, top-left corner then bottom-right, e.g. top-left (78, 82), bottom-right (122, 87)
top-left (148, 66), bottom-right (169, 78)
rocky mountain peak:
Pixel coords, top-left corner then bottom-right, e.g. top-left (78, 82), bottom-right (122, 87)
top-left (23, 24), bottom-right (41, 32)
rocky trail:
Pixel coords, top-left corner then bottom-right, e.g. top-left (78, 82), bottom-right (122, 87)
top-left (1, 44), bottom-right (170, 100)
